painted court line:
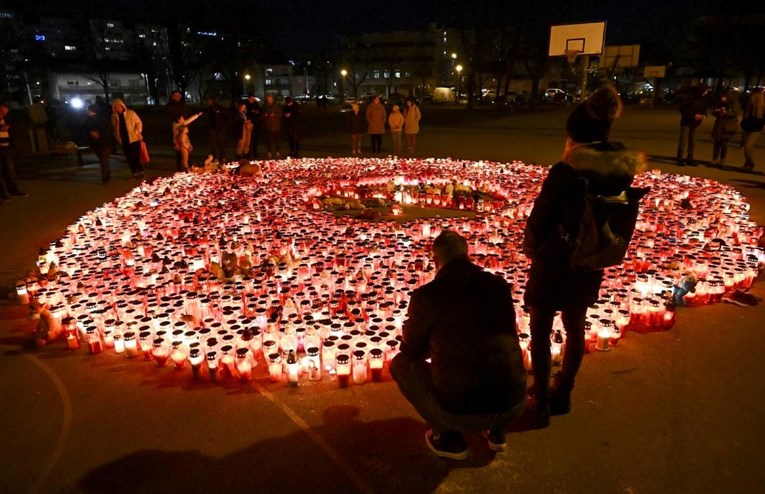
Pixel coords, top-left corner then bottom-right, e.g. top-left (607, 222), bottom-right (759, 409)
top-left (251, 381), bottom-right (375, 494)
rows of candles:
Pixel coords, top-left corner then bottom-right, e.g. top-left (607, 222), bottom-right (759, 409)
top-left (18, 157), bottom-right (764, 386)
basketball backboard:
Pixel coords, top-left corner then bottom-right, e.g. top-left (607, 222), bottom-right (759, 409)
top-left (602, 45), bottom-right (640, 69)
top-left (549, 22), bottom-right (606, 58)
top-left (643, 65), bottom-right (666, 78)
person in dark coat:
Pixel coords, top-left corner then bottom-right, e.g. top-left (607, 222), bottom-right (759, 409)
top-left (0, 102), bottom-right (27, 201)
top-left (347, 103), bottom-right (366, 155)
top-left (676, 84), bottom-right (708, 166)
top-left (391, 231), bottom-right (526, 459)
top-left (710, 90), bottom-right (741, 167)
top-left (282, 97), bottom-right (300, 158)
top-left (206, 97), bottom-right (228, 161)
top-left (244, 95), bottom-right (262, 159)
top-left (523, 86), bottom-right (646, 427)
top-left (84, 104), bottom-right (114, 183)
top-left (261, 94), bottom-right (282, 159)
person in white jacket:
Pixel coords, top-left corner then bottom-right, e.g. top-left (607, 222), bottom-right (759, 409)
top-left (111, 98), bottom-right (144, 179)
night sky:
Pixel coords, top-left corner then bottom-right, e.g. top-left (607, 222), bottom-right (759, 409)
top-left (4, 0), bottom-right (761, 56)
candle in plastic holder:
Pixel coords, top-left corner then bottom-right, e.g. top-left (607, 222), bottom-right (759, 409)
top-left (189, 348), bottom-right (203, 379)
top-left (236, 348), bottom-right (252, 381)
top-left (306, 346), bottom-right (321, 381)
top-left (152, 338), bottom-right (170, 367)
top-left (207, 351), bottom-right (219, 382)
top-left (286, 349), bottom-right (300, 387)
top-left (170, 341), bottom-right (188, 369)
top-left (322, 340), bottom-right (336, 372)
top-left (113, 333), bottom-right (125, 353)
top-left (262, 339), bottom-right (278, 361)
top-left (384, 339), bottom-right (399, 361)
top-left (86, 326), bottom-right (103, 354)
top-left (220, 345), bottom-right (236, 378)
top-left (139, 330), bottom-right (154, 360)
top-left (16, 284), bottom-right (30, 305)
top-left (268, 352), bottom-right (283, 383)
top-left (124, 331), bottom-right (139, 358)
top-left (369, 348), bottom-right (384, 382)
top-left (63, 316), bottom-right (79, 350)
top-left (336, 353), bottom-right (351, 388)
top-left (662, 309), bottom-right (676, 330)
top-left (595, 325), bottom-right (611, 352)
top-left (102, 319), bottom-right (116, 348)
top-left (352, 350), bottom-right (367, 385)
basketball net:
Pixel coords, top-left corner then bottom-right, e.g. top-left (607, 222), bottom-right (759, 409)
top-left (565, 49), bottom-right (581, 64)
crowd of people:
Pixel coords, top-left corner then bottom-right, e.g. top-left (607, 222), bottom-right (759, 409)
top-left (676, 85), bottom-right (764, 171)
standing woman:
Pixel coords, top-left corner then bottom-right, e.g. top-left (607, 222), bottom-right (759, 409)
top-left (740, 88), bottom-right (765, 172)
top-left (523, 86), bottom-right (646, 427)
top-left (403, 98), bottom-right (422, 154)
top-left (388, 105), bottom-right (404, 156)
top-left (710, 90), bottom-right (741, 167)
top-left (111, 99), bottom-right (144, 180)
top-left (366, 96), bottom-right (387, 153)
top-left (348, 103), bottom-right (366, 155)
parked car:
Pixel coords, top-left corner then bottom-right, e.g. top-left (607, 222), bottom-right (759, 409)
top-left (544, 88), bottom-right (572, 102)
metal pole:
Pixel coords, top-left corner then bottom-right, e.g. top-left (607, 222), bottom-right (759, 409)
top-left (581, 55), bottom-right (589, 101)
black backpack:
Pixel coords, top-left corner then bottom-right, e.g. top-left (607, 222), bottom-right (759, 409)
top-left (567, 178), bottom-right (650, 271)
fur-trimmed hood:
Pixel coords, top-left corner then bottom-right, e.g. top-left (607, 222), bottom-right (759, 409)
top-left (567, 145), bottom-right (647, 178)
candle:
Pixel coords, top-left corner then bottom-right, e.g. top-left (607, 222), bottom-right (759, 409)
top-left (170, 341), bottom-right (188, 369)
top-left (86, 327), bottom-right (102, 354)
top-left (352, 350), bottom-right (367, 385)
top-left (16, 284), bottom-right (29, 305)
top-left (235, 348), bottom-right (252, 381)
top-left (595, 326), bottom-right (611, 352)
top-left (207, 351), bottom-right (219, 382)
top-left (124, 331), bottom-right (139, 358)
top-left (286, 349), bottom-right (300, 387)
top-left (153, 338), bottom-right (170, 367)
top-left (306, 346), bottom-right (321, 381)
top-left (336, 353), bottom-right (351, 387)
top-left (369, 348), bottom-right (384, 382)
top-left (267, 352), bottom-right (282, 382)
top-left (189, 348), bottom-right (203, 379)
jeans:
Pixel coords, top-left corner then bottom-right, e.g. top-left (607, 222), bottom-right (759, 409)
top-left (122, 141), bottom-right (143, 175)
top-left (742, 131), bottom-right (761, 167)
top-left (677, 125), bottom-right (698, 162)
top-left (0, 147), bottom-right (22, 198)
top-left (390, 352), bottom-right (525, 435)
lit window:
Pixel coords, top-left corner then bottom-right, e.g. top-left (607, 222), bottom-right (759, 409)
top-left (138, 34), bottom-right (146, 38)
top-left (395, 71), bottom-right (401, 78)
top-left (35, 34), bottom-right (46, 41)
top-left (265, 79), bottom-right (272, 86)
top-left (106, 22), bottom-right (114, 28)
top-left (64, 45), bottom-right (76, 51)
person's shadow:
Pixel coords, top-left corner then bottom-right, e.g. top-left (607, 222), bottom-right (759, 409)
top-left (77, 405), bottom-right (496, 494)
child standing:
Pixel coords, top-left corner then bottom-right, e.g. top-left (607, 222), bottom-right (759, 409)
top-left (173, 112), bottom-right (203, 171)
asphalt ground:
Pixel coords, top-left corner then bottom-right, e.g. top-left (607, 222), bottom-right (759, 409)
top-left (1, 106), bottom-right (764, 493)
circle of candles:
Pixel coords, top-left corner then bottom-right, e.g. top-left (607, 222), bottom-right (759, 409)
top-left (18, 158), bottom-right (765, 392)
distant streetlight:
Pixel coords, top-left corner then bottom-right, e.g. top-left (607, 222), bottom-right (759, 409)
top-left (455, 65), bottom-right (463, 105)
top-left (451, 52), bottom-right (457, 60)
top-left (244, 73), bottom-right (252, 95)
top-left (340, 69), bottom-right (348, 101)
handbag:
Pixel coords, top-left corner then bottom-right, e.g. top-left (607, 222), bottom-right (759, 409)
top-left (138, 140), bottom-right (150, 164)
top-left (740, 116), bottom-right (765, 133)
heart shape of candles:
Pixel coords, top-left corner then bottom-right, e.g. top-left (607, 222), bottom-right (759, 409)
top-left (27, 157), bottom-right (765, 385)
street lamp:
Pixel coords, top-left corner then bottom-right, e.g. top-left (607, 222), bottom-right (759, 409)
top-left (455, 64), bottom-right (463, 105)
top-left (340, 69), bottom-right (348, 101)
top-left (244, 74), bottom-right (251, 95)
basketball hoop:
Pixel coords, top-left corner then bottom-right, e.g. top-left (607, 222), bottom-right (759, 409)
top-left (565, 49), bottom-right (581, 64)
